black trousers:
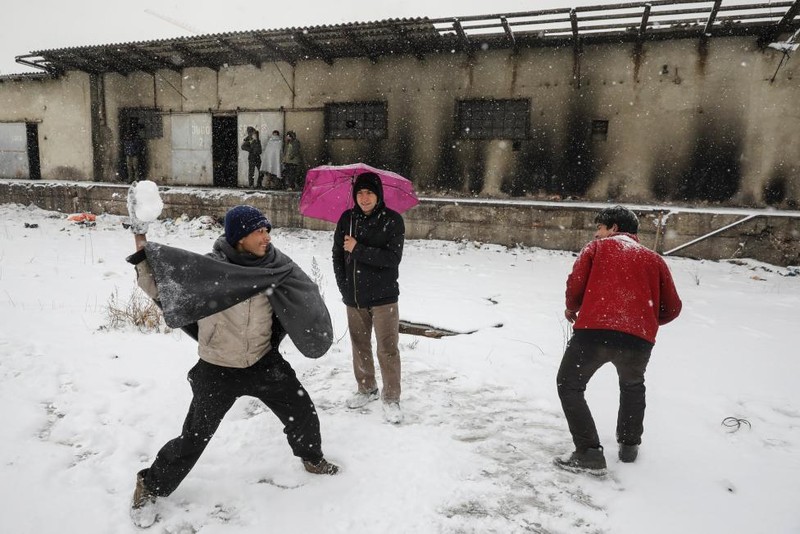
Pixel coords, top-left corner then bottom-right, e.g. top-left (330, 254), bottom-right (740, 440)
top-left (283, 163), bottom-right (300, 189)
top-left (143, 352), bottom-right (323, 497)
top-left (556, 329), bottom-right (653, 452)
top-left (247, 157), bottom-right (261, 186)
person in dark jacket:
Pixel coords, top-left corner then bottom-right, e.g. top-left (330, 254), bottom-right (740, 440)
top-left (332, 172), bottom-right (405, 424)
top-left (555, 205), bottom-right (682, 475)
top-left (123, 130), bottom-right (144, 183)
top-left (282, 131), bottom-right (303, 190)
top-left (128, 204), bottom-right (338, 529)
top-left (241, 127), bottom-right (262, 188)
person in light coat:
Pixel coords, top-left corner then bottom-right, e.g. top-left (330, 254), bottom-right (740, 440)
top-left (259, 129), bottom-right (283, 188)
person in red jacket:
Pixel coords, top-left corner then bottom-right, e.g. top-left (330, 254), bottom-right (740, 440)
top-left (555, 205), bottom-right (682, 475)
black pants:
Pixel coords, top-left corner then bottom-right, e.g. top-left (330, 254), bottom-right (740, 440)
top-left (247, 157), bottom-right (261, 186)
top-left (556, 330), bottom-right (653, 452)
top-left (143, 352), bottom-right (323, 497)
top-left (283, 163), bottom-right (300, 189)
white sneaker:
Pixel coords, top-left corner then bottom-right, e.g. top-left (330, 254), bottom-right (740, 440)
top-left (346, 389), bottom-right (379, 409)
top-left (383, 401), bottom-right (404, 424)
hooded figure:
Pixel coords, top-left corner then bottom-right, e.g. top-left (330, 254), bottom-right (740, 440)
top-left (332, 172), bottom-right (406, 424)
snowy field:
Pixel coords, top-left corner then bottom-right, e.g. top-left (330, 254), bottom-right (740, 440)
top-left (0, 201), bottom-right (798, 534)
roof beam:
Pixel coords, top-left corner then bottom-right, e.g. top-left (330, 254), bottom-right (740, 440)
top-left (776, 0), bottom-right (800, 31)
top-left (172, 43), bottom-right (219, 70)
top-left (639, 3), bottom-right (652, 38)
top-left (703, 0), bottom-right (722, 37)
top-left (759, 0), bottom-right (800, 45)
top-left (253, 35), bottom-right (296, 65)
top-left (570, 8), bottom-right (580, 41)
top-left (453, 19), bottom-right (473, 56)
top-left (343, 28), bottom-right (379, 63)
top-left (218, 37), bottom-right (263, 68)
top-left (293, 32), bottom-right (334, 65)
top-left (106, 48), bottom-right (158, 75)
top-left (389, 22), bottom-right (426, 61)
top-left (500, 16), bottom-right (518, 53)
top-left (59, 52), bottom-right (114, 73)
top-left (14, 52), bottom-right (70, 75)
top-left (129, 45), bottom-right (181, 72)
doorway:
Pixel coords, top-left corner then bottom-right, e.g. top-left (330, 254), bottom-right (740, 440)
top-left (212, 116), bottom-right (238, 188)
top-left (26, 123), bottom-right (41, 180)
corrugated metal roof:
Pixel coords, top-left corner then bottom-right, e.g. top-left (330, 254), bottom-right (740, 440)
top-left (13, 1), bottom-right (800, 76)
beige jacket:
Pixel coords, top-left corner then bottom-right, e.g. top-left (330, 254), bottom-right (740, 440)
top-left (136, 260), bottom-right (273, 368)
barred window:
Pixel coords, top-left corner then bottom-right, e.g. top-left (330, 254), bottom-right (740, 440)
top-left (121, 108), bottom-right (163, 139)
top-left (591, 119), bottom-right (609, 141)
top-left (456, 99), bottom-right (529, 140)
top-left (325, 102), bottom-right (388, 140)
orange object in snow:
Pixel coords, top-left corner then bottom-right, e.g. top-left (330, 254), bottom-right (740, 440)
top-left (67, 213), bottom-right (97, 222)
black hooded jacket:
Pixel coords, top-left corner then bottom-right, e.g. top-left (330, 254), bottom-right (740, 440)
top-left (332, 173), bottom-right (405, 308)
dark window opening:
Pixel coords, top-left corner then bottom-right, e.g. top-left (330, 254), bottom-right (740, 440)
top-left (456, 99), bottom-right (530, 140)
top-left (212, 116), bottom-right (238, 188)
top-left (26, 123), bottom-right (41, 180)
top-left (591, 119), bottom-right (609, 141)
top-left (121, 108), bottom-right (163, 139)
top-left (325, 102), bottom-right (388, 140)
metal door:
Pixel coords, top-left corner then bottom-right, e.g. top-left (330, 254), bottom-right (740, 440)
top-left (237, 112), bottom-right (283, 186)
top-left (171, 114), bottom-right (213, 185)
top-left (0, 123), bottom-right (29, 178)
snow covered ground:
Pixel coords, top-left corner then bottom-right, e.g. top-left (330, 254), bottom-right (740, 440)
top-left (0, 201), bottom-right (798, 534)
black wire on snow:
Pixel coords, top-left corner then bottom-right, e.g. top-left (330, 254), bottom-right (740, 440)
top-left (721, 417), bottom-right (751, 432)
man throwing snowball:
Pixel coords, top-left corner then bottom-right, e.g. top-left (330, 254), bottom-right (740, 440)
top-left (555, 205), bottom-right (682, 475)
top-left (125, 184), bottom-right (338, 528)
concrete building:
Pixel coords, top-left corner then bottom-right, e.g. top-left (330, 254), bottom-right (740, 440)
top-left (1, 1), bottom-right (799, 207)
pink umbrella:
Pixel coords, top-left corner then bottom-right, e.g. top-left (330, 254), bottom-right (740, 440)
top-left (299, 163), bottom-right (419, 223)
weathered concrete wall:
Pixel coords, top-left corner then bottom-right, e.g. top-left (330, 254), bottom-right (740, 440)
top-left (0, 72), bottom-right (94, 180)
top-left (2, 180), bottom-right (798, 266)
top-left (1, 33), bottom-right (798, 208)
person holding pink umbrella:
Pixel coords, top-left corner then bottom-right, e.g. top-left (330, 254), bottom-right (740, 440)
top-left (332, 172), bottom-right (405, 424)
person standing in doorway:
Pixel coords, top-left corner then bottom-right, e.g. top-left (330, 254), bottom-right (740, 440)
top-left (260, 129), bottom-right (283, 189)
top-left (282, 131), bottom-right (303, 190)
top-left (241, 127), bottom-right (262, 188)
top-left (555, 205), bottom-right (682, 475)
top-left (332, 172), bottom-right (405, 424)
top-left (123, 129), bottom-right (144, 183)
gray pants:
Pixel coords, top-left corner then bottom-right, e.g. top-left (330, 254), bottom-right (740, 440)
top-left (346, 303), bottom-right (401, 402)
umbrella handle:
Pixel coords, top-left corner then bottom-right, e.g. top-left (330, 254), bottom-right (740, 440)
top-left (349, 176), bottom-right (355, 236)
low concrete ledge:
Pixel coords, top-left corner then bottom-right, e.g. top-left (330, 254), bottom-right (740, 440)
top-left (2, 179), bottom-right (799, 266)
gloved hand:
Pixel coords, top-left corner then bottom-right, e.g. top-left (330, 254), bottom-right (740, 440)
top-left (126, 182), bottom-right (150, 234)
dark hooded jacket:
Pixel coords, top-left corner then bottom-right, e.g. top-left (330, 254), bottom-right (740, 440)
top-left (332, 173), bottom-right (405, 308)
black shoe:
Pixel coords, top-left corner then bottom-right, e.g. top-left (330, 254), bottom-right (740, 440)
top-left (618, 443), bottom-right (639, 463)
top-left (303, 458), bottom-right (340, 475)
top-left (554, 447), bottom-right (607, 475)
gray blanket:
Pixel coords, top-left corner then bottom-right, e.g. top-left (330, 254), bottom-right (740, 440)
top-left (142, 238), bottom-right (332, 359)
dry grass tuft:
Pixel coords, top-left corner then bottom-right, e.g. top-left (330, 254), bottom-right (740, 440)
top-left (103, 287), bottom-right (165, 333)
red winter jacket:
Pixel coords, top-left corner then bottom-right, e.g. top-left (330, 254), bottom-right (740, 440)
top-left (565, 233), bottom-right (682, 344)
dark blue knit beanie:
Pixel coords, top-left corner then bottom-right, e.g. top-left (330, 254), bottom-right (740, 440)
top-left (224, 205), bottom-right (271, 246)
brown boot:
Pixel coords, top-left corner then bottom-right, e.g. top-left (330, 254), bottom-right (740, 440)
top-left (303, 458), bottom-right (340, 475)
top-left (130, 469), bottom-right (158, 528)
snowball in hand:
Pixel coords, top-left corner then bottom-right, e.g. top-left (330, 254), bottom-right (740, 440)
top-left (132, 180), bottom-right (164, 222)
